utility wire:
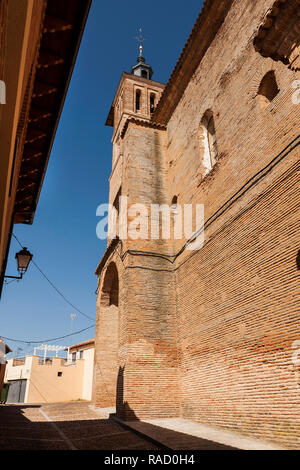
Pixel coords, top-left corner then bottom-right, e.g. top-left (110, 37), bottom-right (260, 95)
top-left (1, 324), bottom-right (95, 345)
top-left (12, 234), bottom-right (95, 322)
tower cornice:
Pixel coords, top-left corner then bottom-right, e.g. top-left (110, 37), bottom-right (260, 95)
top-left (120, 117), bottom-right (166, 139)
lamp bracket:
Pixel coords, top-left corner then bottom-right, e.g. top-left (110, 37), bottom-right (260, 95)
top-left (5, 273), bottom-right (23, 280)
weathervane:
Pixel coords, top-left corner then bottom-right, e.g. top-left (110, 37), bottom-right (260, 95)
top-left (135, 28), bottom-right (146, 57)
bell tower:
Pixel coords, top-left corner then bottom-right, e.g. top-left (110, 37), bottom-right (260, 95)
top-left (105, 32), bottom-right (165, 220)
top-left (94, 34), bottom-right (180, 421)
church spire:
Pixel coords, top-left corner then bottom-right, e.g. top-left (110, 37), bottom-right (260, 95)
top-left (131, 28), bottom-right (153, 80)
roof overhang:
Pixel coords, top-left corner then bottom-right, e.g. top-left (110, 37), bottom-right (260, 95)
top-left (66, 338), bottom-right (95, 351)
top-left (14, 0), bottom-right (92, 225)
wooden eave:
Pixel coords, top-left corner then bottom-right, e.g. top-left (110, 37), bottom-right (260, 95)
top-left (14, 0), bottom-right (92, 225)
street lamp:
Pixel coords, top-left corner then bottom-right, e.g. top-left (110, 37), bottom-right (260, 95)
top-left (15, 248), bottom-right (33, 274)
top-left (5, 247), bottom-right (33, 280)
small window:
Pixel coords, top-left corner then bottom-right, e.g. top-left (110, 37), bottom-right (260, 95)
top-left (199, 110), bottom-right (218, 174)
top-left (257, 71), bottom-right (279, 109)
top-left (72, 352), bottom-right (76, 363)
top-left (136, 90), bottom-right (141, 111)
top-left (141, 70), bottom-right (148, 79)
top-left (79, 350), bottom-right (84, 359)
top-left (150, 94), bottom-right (155, 114)
top-left (171, 196), bottom-right (178, 210)
top-left (57, 372), bottom-right (62, 377)
top-left (207, 115), bottom-right (218, 165)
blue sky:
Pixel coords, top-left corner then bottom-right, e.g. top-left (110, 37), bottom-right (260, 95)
top-left (1, 0), bottom-right (203, 357)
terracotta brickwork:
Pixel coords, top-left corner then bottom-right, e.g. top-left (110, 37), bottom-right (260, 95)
top-left (92, 262), bottom-right (120, 408)
top-left (94, 0), bottom-right (300, 448)
top-left (165, 0), bottom-right (300, 449)
top-left (108, 74), bottom-right (164, 207)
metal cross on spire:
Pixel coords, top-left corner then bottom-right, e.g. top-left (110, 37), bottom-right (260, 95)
top-left (135, 28), bottom-right (146, 57)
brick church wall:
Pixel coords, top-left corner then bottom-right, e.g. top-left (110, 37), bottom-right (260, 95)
top-left (166, 0), bottom-right (300, 448)
top-left (94, 0), bottom-right (300, 447)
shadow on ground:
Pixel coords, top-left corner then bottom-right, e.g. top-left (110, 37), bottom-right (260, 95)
top-left (0, 402), bottom-right (237, 450)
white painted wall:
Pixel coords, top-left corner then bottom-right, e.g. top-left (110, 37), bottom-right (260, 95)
top-left (67, 346), bottom-right (95, 400)
top-left (82, 347), bottom-right (94, 400)
top-left (4, 356), bottom-right (33, 403)
top-left (5, 356), bottom-right (33, 381)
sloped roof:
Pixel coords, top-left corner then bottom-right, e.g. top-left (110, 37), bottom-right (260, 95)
top-left (67, 338), bottom-right (95, 351)
top-left (152, 0), bottom-right (234, 125)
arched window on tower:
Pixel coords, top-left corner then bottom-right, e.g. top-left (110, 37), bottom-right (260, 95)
top-left (150, 93), bottom-right (155, 114)
top-left (257, 71), bottom-right (279, 109)
top-left (135, 89), bottom-right (141, 111)
top-left (171, 195), bottom-right (178, 209)
top-left (199, 110), bottom-right (219, 174)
